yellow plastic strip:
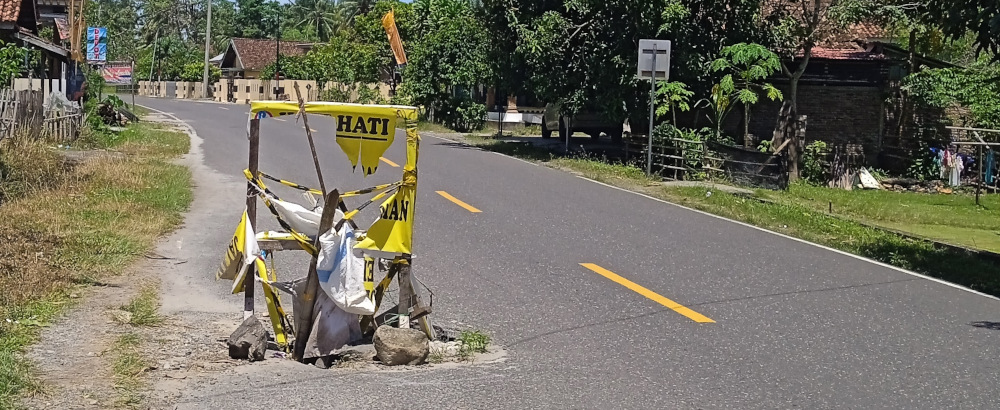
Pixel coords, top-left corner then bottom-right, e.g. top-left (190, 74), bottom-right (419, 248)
top-left (258, 257), bottom-right (290, 349)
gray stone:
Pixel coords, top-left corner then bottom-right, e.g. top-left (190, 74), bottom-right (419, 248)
top-left (227, 316), bottom-right (268, 361)
top-left (373, 325), bottom-right (429, 366)
top-left (111, 310), bottom-right (133, 324)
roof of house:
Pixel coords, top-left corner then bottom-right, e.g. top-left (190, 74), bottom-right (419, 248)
top-left (1, 0), bottom-right (24, 24)
top-left (808, 46), bottom-right (886, 61)
top-left (223, 38), bottom-right (311, 71)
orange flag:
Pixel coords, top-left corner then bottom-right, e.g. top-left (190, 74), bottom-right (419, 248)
top-left (382, 10), bottom-right (408, 67)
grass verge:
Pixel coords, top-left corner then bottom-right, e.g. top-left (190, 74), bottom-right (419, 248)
top-left (0, 121), bottom-right (192, 408)
top-left (117, 287), bottom-right (164, 327)
top-left (111, 332), bottom-right (149, 408)
top-left (460, 136), bottom-right (1000, 297)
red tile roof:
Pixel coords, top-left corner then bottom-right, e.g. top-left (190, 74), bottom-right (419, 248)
top-left (808, 47), bottom-right (886, 61)
top-left (230, 38), bottom-right (310, 71)
top-left (1, 0), bottom-right (22, 23)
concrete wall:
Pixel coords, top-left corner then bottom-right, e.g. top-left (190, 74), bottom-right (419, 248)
top-left (12, 79), bottom-right (68, 104)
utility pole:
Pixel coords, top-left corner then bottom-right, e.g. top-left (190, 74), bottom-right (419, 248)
top-left (202, 0), bottom-right (212, 98)
top-left (274, 12), bottom-right (280, 98)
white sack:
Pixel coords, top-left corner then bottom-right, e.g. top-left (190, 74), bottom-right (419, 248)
top-left (315, 224), bottom-right (376, 315)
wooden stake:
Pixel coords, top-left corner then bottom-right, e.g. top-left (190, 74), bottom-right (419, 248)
top-left (397, 259), bottom-right (414, 330)
top-left (293, 190), bottom-right (341, 362)
top-left (293, 83), bottom-right (328, 197)
top-left (245, 119), bottom-right (260, 319)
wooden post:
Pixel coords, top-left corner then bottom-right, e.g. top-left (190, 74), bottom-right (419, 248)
top-left (293, 190), bottom-right (341, 362)
top-left (397, 259), bottom-right (414, 330)
top-left (293, 83), bottom-right (328, 196)
top-left (978, 145), bottom-right (983, 206)
top-left (245, 119), bottom-right (260, 319)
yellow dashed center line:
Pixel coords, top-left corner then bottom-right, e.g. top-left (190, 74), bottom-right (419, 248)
top-left (380, 157), bottom-right (400, 167)
top-left (436, 191), bottom-right (482, 213)
top-left (580, 263), bottom-right (715, 323)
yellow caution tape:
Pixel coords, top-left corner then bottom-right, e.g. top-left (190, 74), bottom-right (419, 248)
top-left (258, 256), bottom-right (292, 350)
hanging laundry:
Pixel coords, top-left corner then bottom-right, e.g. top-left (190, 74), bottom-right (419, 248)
top-left (950, 150), bottom-right (964, 187)
top-left (986, 150), bottom-right (995, 185)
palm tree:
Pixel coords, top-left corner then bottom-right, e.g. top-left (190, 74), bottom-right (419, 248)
top-left (289, 0), bottom-right (346, 41)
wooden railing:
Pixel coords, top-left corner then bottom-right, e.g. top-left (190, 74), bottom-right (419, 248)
top-left (623, 135), bottom-right (787, 189)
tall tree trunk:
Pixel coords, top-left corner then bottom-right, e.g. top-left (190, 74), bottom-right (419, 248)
top-left (786, 74), bottom-right (801, 181)
top-left (743, 103), bottom-right (751, 149)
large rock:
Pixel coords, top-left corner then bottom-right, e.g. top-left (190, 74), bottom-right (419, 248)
top-left (227, 316), bottom-right (268, 361)
top-left (373, 325), bottom-right (429, 366)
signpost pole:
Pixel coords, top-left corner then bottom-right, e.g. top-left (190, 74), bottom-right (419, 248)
top-left (647, 44), bottom-right (656, 177)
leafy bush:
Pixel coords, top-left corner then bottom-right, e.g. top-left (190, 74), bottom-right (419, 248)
top-left (801, 141), bottom-right (828, 184)
top-left (903, 63), bottom-right (1000, 129)
top-left (179, 62), bottom-right (221, 83)
top-left (441, 95), bottom-right (486, 132)
top-left (0, 40), bottom-right (25, 87)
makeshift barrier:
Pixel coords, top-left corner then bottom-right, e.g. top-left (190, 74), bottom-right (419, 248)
top-left (215, 85), bottom-right (434, 363)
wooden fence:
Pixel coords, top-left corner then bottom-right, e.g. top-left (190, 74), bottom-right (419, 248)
top-left (0, 89), bottom-right (82, 142)
top-left (624, 135), bottom-right (787, 189)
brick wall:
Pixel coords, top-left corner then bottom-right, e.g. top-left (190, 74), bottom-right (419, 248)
top-left (724, 84), bottom-right (884, 151)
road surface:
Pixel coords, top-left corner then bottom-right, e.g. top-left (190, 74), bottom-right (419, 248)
top-left (137, 97), bottom-right (1000, 409)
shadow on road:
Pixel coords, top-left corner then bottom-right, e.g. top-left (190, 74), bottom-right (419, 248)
top-left (970, 321), bottom-right (1000, 330)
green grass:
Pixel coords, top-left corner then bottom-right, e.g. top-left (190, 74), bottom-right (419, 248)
top-left (458, 330), bottom-right (491, 361)
top-left (118, 287), bottom-right (163, 327)
top-left (417, 121), bottom-right (459, 133)
top-left (459, 135), bottom-right (1000, 297)
top-left (111, 332), bottom-right (148, 408)
top-left (0, 121), bottom-right (192, 408)
top-left (759, 184), bottom-right (1000, 252)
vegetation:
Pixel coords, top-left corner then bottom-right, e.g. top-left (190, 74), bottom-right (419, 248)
top-left (458, 330), bottom-right (491, 361)
top-left (0, 122), bottom-right (192, 408)
top-left (119, 287), bottom-right (165, 326)
top-left (902, 63), bottom-right (1000, 129)
top-left (111, 332), bottom-right (150, 407)
top-left (0, 41), bottom-right (25, 87)
top-left (711, 43), bottom-right (783, 148)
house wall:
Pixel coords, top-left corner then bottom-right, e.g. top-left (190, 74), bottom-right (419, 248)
top-left (725, 84), bottom-right (884, 152)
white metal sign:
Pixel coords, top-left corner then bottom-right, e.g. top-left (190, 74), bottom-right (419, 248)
top-left (638, 39), bottom-right (671, 80)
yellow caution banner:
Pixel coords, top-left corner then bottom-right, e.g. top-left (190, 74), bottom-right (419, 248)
top-left (335, 113), bottom-right (396, 176)
top-left (217, 210), bottom-right (258, 280)
top-left (249, 102), bottom-right (417, 177)
top-left (355, 185), bottom-right (415, 257)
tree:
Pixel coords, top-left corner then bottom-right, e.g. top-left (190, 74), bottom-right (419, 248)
top-left (288, 0), bottom-right (347, 41)
top-left (86, 0), bottom-right (141, 61)
top-left (710, 43), bottom-right (783, 148)
top-left (763, 0), bottom-right (860, 180)
top-left (236, 0), bottom-right (282, 39)
top-left (402, 0), bottom-right (491, 119)
top-left (903, 63), bottom-right (1000, 129)
top-left (490, 0), bottom-right (667, 125)
top-left (658, 0), bottom-right (771, 99)
top-left (655, 81), bottom-right (694, 126)
top-left (180, 62), bottom-right (222, 83)
top-left (922, 0), bottom-right (1000, 57)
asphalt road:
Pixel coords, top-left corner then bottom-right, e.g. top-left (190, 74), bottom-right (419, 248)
top-left (137, 97), bottom-right (1000, 409)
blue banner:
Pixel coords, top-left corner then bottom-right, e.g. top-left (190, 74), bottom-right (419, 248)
top-left (86, 27), bottom-right (107, 62)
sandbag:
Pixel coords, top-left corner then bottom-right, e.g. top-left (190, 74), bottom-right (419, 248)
top-left (315, 224), bottom-right (376, 315)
